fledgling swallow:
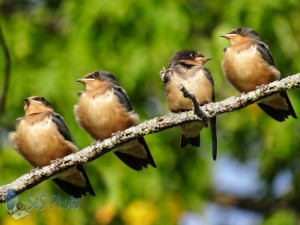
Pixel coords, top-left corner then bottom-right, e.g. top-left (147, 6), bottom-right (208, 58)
top-left (74, 70), bottom-right (156, 171)
top-left (221, 27), bottom-right (297, 121)
top-left (9, 96), bottom-right (95, 198)
top-left (163, 50), bottom-right (217, 160)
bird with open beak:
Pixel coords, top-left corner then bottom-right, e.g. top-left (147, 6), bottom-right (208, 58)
top-left (9, 96), bottom-right (95, 198)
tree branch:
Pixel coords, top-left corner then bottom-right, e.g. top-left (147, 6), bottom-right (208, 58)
top-left (210, 192), bottom-right (295, 214)
top-left (0, 73), bottom-right (299, 203)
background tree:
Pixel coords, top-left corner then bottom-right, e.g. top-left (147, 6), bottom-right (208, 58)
top-left (0, 0), bottom-right (300, 224)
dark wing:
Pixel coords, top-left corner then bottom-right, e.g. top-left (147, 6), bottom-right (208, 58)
top-left (137, 137), bottom-right (156, 168)
top-left (256, 42), bottom-right (297, 121)
top-left (257, 103), bottom-right (286, 122)
top-left (52, 165), bottom-right (95, 198)
top-left (203, 68), bottom-right (217, 160)
top-left (257, 91), bottom-right (297, 122)
top-left (51, 112), bottom-right (73, 142)
top-left (163, 68), bottom-right (173, 84)
top-left (203, 68), bottom-right (214, 86)
top-left (51, 113), bottom-right (95, 197)
top-left (114, 137), bottom-right (157, 171)
top-left (280, 91), bottom-right (297, 119)
top-left (113, 86), bottom-right (133, 112)
top-left (180, 134), bottom-right (200, 148)
top-left (256, 42), bottom-right (276, 66)
top-left (112, 85), bottom-right (157, 170)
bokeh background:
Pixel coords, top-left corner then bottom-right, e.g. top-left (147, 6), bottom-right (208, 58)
top-left (0, 0), bottom-right (300, 224)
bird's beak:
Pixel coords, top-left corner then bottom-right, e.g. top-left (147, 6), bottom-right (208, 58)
top-left (193, 56), bottom-right (212, 64)
top-left (220, 33), bottom-right (236, 39)
top-left (76, 79), bottom-right (86, 84)
top-left (220, 34), bottom-right (228, 39)
top-left (203, 57), bottom-right (212, 62)
top-left (76, 78), bottom-right (95, 84)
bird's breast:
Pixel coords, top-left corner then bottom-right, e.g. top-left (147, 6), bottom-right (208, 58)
top-left (75, 90), bottom-right (139, 140)
top-left (10, 116), bottom-right (77, 167)
top-left (222, 44), bottom-right (280, 92)
top-left (165, 69), bottom-right (213, 112)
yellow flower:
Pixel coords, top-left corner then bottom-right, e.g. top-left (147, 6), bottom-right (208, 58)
top-left (122, 200), bottom-right (158, 225)
top-left (94, 202), bottom-right (116, 225)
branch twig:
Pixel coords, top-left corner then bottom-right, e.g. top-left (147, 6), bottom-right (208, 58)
top-left (0, 73), bottom-right (299, 202)
top-left (179, 84), bottom-right (209, 119)
top-left (160, 66), bottom-right (208, 119)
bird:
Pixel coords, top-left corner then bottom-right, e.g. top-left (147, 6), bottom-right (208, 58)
top-left (9, 96), bottom-right (95, 198)
top-left (221, 27), bottom-right (297, 122)
top-left (74, 70), bottom-right (156, 171)
top-left (162, 50), bottom-right (217, 160)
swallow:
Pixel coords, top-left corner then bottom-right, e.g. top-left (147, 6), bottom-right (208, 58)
top-left (163, 50), bottom-right (217, 160)
top-left (74, 70), bottom-right (156, 171)
top-left (9, 96), bottom-right (95, 198)
top-left (221, 27), bottom-right (297, 121)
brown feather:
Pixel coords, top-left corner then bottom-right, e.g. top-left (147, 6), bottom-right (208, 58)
top-left (9, 113), bottom-right (77, 168)
top-left (222, 42), bottom-right (280, 92)
top-left (75, 87), bottom-right (138, 141)
top-left (165, 67), bottom-right (213, 112)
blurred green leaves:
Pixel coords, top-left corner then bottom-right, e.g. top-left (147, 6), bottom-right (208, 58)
top-left (1, 0), bottom-right (300, 224)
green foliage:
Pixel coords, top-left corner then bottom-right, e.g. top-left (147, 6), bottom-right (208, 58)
top-left (262, 210), bottom-right (297, 225)
top-left (1, 0), bottom-right (300, 224)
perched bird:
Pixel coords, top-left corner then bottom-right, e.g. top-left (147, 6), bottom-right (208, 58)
top-left (74, 70), bottom-right (156, 171)
top-left (221, 27), bottom-right (297, 121)
top-left (163, 50), bottom-right (217, 160)
top-left (9, 96), bottom-right (95, 198)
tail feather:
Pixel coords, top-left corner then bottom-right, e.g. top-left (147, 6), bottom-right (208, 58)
top-left (210, 116), bottom-right (217, 160)
top-left (180, 135), bottom-right (200, 148)
top-left (280, 91), bottom-right (297, 118)
top-left (257, 91), bottom-right (297, 122)
top-left (52, 165), bottom-right (95, 198)
top-left (114, 137), bottom-right (156, 171)
top-left (257, 103), bottom-right (286, 121)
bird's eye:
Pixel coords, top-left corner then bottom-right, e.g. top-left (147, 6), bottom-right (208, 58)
top-left (33, 97), bottom-right (43, 102)
top-left (236, 28), bottom-right (242, 33)
top-left (94, 72), bottom-right (100, 77)
top-left (40, 97), bottom-right (47, 104)
top-left (190, 52), bottom-right (196, 58)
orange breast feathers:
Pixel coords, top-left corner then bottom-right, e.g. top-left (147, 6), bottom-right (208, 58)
top-left (9, 114), bottom-right (77, 168)
top-left (165, 69), bottom-right (213, 112)
top-left (75, 88), bottom-right (139, 141)
top-left (222, 43), bottom-right (280, 92)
